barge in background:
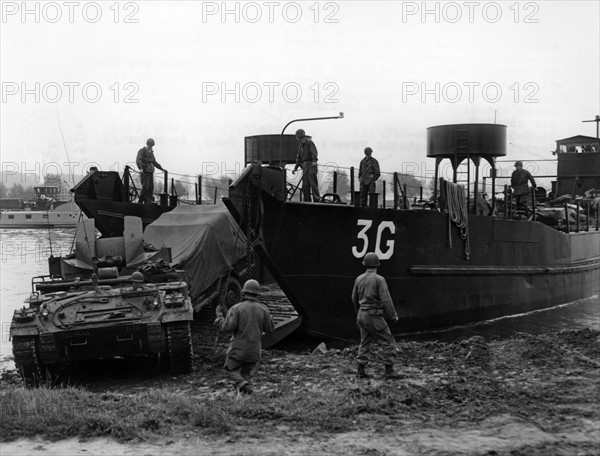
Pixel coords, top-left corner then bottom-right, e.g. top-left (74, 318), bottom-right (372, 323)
top-left (224, 123), bottom-right (600, 340)
top-left (0, 181), bottom-right (81, 228)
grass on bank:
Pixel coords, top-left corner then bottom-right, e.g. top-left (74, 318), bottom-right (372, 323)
top-left (0, 385), bottom-right (373, 442)
top-left (2, 330), bottom-right (598, 443)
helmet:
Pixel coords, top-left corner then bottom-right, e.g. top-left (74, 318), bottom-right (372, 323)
top-left (295, 129), bottom-right (306, 138)
top-left (146, 138), bottom-right (155, 146)
top-left (514, 161), bottom-right (523, 167)
top-left (130, 271), bottom-right (144, 283)
top-left (362, 252), bottom-right (380, 267)
top-left (242, 279), bottom-right (261, 295)
top-left (364, 147), bottom-right (373, 154)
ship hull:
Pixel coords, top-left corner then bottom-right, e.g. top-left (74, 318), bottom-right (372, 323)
top-left (226, 192), bottom-right (600, 340)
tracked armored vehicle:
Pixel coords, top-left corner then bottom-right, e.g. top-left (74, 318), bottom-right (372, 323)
top-left (10, 272), bottom-right (194, 386)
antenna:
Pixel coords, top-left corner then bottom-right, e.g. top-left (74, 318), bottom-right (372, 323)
top-left (56, 107), bottom-right (75, 187)
top-left (582, 114), bottom-right (600, 152)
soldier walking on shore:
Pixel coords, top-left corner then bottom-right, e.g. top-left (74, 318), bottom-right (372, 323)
top-left (351, 252), bottom-right (399, 380)
top-left (215, 279), bottom-right (274, 395)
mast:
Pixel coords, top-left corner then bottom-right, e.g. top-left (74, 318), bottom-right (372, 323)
top-left (582, 115), bottom-right (600, 152)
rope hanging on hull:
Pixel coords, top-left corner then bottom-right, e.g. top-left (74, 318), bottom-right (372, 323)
top-left (443, 179), bottom-right (471, 260)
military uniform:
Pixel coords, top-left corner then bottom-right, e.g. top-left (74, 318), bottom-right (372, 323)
top-left (358, 154), bottom-right (381, 207)
top-left (510, 167), bottom-right (536, 209)
top-left (351, 269), bottom-right (398, 374)
top-left (136, 144), bottom-right (163, 204)
top-left (295, 136), bottom-right (320, 202)
top-left (218, 295), bottom-right (274, 393)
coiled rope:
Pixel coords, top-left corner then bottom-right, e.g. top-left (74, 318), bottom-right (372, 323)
top-left (443, 179), bottom-right (470, 260)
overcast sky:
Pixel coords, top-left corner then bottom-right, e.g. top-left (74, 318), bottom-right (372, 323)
top-left (1, 1), bottom-right (599, 189)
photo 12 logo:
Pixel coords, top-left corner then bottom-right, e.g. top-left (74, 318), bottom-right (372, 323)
top-left (1, 240), bottom-right (63, 264)
top-left (400, 1), bottom-right (540, 24)
top-left (202, 81), bottom-right (340, 103)
top-left (1, 82), bottom-right (140, 104)
top-left (1, 1), bottom-right (140, 23)
top-left (1, 161), bottom-right (132, 184)
top-left (401, 81), bottom-right (540, 104)
top-left (201, 1), bottom-right (340, 23)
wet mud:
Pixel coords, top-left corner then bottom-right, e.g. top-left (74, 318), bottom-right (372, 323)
top-left (1, 329), bottom-right (599, 455)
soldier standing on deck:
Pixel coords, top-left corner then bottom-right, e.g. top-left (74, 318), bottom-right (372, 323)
top-left (136, 138), bottom-right (166, 204)
top-left (358, 147), bottom-right (381, 207)
top-left (351, 252), bottom-right (399, 380)
top-left (292, 129), bottom-right (321, 202)
top-left (214, 279), bottom-right (275, 395)
top-left (510, 160), bottom-right (536, 211)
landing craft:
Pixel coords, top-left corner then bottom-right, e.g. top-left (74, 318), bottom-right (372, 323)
top-left (223, 123), bottom-right (600, 340)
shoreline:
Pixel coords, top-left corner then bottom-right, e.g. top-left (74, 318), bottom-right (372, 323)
top-left (1, 329), bottom-right (599, 455)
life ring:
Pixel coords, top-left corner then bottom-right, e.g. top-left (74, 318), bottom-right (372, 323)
top-left (40, 195), bottom-right (46, 199)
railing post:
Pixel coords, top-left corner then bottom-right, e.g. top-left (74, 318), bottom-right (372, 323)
top-left (382, 181), bottom-right (386, 209)
top-left (576, 201), bottom-right (580, 232)
top-left (163, 170), bottom-right (168, 196)
top-left (198, 175), bottom-right (203, 205)
top-left (333, 171), bottom-right (338, 194)
top-left (564, 202), bottom-right (570, 233)
top-left (214, 186), bottom-right (218, 204)
top-left (350, 167), bottom-right (355, 205)
top-left (586, 202), bottom-right (590, 231)
top-left (531, 187), bottom-right (536, 222)
top-left (195, 183), bottom-right (199, 205)
top-left (419, 186), bottom-right (423, 202)
top-left (393, 172), bottom-right (399, 210)
top-left (403, 184), bottom-right (408, 210)
top-left (124, 166), bottom-right (131, 203)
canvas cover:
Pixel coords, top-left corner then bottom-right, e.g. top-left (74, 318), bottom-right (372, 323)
top-left (143, 204), bottom-right (247, 301)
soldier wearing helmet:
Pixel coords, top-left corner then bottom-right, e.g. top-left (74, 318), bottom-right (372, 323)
top-left (358, 147), bottom-right (381, 207)
top-left (214, 279), bottom-right (274, 395)
top-left (510, 160), bottom-right (536, 212)
top-left (130, 271), bottom-right (145, 290)
top-left (351, 252), bottom-right (399, 380)
top-left (136, 138), bottom-right (167, 204)
top-left (292, 129), bottom-right (321, 202)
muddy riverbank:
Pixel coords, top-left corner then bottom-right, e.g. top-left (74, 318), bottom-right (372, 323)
top-left (1, 329), bottom-right (599, 455)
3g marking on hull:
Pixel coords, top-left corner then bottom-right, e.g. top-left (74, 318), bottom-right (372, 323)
top-left (352, 219), bottom-right (396, 260)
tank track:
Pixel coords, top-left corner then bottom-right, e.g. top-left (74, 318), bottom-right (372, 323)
top-left (12, 336), bottom-right (44, 387)
top-left (166, 321), bottom-right (193, 375)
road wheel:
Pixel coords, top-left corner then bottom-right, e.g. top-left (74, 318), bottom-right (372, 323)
top-left (221, 276), bottom-right (241, 311)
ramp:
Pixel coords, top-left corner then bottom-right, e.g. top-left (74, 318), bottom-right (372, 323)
top-left (191, 284), bottom-right (300, 354)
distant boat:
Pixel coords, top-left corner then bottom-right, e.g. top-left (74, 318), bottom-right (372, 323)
top-left (0, 179), bottom-right (82, 229)
top-left (0, 202), bottom-right (82, 229)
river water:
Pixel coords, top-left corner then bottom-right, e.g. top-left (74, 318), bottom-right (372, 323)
top-left (1, 229), bottom-right (598, 369)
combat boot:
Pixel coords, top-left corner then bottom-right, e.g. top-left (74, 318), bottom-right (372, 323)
top-left (384, 364), bottom-right (400, 380)
top-left (239, 383), bottom-right (253, 395)
top-left (356, 363), bottom-right (370, 379)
